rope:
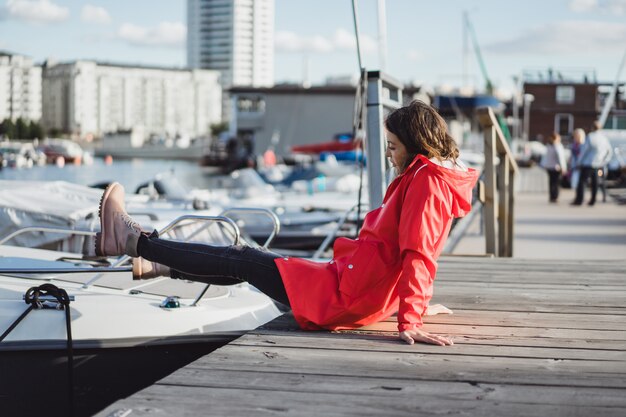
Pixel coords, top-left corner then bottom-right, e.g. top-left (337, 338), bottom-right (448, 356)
top-left (1, 284), bottom-right (75, 417)
top-left (353, 68), bottom-right (368, 235)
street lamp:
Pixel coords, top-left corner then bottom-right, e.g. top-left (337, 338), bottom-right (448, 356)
top-left (523, 93), bottom-right (535, 142)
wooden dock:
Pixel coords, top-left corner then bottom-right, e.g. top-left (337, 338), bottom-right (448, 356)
top-left (97, 256), bottom-right (626, 416)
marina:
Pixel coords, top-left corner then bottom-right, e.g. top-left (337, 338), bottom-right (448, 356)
top-left (1, 97), bottom-right (625, 417)
top-left (1, 1), bottom-right (626, 416)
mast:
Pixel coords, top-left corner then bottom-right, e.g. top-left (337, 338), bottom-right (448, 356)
top-left (377, 0), bottom-right (387, 72)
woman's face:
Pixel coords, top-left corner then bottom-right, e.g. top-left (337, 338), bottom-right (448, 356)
top-left (385, 130), bottom-right (409, 172)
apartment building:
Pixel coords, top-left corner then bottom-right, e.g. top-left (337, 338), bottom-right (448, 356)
top-left (0, 52), bottom-right (42, 123)
top-left (41, 60), bottom-right (221, 139)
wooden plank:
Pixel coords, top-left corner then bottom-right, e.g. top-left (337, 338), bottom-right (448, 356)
top-left (429, 302), bottom-right (626, 316)
top-left (96, 383), bottom-right (626, 417)
top-left (254, 329), bottom-right (626, 351)
top-left (410, 310), bottom-right (626, 331)
top-left (432, 287), bottom-right (626, 308)
top-left (497, 154), bottom-right (510, 256)
top-left (438, 274), bottom-right (626, 286)
top-left (232, 333), bottom-right (626, 361)
top-left (483, 125), bottom-right (497, 255)
top-left (154, 369), bottom-right (626, 409)
top-left (359, 321), bottom-right (626, 341)
top-left (180, 345), bottom-right (626, 388)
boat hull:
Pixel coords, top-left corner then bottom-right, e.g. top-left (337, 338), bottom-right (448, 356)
top-left (0, 338), bottom-right (231, 417)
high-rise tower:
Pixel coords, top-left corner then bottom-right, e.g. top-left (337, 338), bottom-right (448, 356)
top-left (188, 0), bottom-right (274, 120)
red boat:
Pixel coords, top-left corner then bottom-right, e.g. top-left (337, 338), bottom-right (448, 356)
top-left (291, 133), bottom-right (361, 154)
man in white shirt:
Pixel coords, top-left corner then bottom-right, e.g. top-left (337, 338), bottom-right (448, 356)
top-left (572, 122), bottom-right (613, 206)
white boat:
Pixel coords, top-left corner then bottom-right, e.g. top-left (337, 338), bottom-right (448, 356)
top-left (0, 248), bottom-right (281, 351)
top-left (92, 131), bottom-right (209, 161)
top-left (0, 217), bottom-right (281, 416)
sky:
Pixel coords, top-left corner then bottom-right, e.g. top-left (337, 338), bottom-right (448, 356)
top-left (1, 0), bottom-right (625, 97)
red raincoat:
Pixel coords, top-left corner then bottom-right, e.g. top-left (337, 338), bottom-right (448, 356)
top-left (275, 154), bottom-right (479, 332)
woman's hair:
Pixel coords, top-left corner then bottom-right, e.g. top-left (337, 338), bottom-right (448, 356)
top-left (547, 132), bottom-right (561, 144)
top-left (384, 100), bottom-right (459, 171)
top-left (573, 128), bottom-right (586, 143)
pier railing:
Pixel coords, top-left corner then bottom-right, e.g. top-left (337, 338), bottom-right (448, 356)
top-left (477, 107), bottom-right (518, 257)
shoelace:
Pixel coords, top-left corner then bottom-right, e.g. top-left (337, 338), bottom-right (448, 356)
top-left (120, 213), bottom-right (141, 231)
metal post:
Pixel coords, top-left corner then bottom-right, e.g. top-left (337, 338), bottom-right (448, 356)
top-left (365, 71), bottom-right (403, 208)
top-left (366, 76), bottom-right (386, 208)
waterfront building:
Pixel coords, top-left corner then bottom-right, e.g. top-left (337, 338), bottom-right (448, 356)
top-left (187, 0), bottom-right (274, 119)
top-left (0, 52), bottom-right (42, 123)
top-left (229, 84), bottom-right (356, 156)
top-left (522, 68), bottom-right (625, 142)
top-left (41, 60), bottom-right (221, 139)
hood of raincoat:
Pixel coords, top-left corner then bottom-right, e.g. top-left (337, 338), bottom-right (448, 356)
top-left (412, 154), bottom-right (478, 218)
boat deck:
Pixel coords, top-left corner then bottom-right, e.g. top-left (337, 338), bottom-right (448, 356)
top-left (97, 256), bottom-right (626, 416)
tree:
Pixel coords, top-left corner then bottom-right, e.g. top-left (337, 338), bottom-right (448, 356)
top-left (0, 119), bottom-right (16, 139)
top-left (15, 118), bottom-right (29, 140)
top-left (29, 121), bottom-right (45, 140)
top-left (210, 121), bottom-right (229, 137)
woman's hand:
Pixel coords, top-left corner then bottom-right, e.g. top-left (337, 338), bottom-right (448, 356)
top-left (399, 329), bottom-right (453, 346)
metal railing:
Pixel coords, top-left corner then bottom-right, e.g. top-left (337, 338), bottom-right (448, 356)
top-left (477, 107), bottom-right (518, 257)
top-left (83, 215), bottom-right (241, 287)
top-left (0, 227), bottom-right (96, 246)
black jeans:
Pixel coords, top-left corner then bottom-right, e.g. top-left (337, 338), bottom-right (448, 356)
top-left (137, 234), bottom-right (290, 306)
top-left (574, 166), bottom-right (598, 204)
top-left (547, 169), bottom-right (561, 201)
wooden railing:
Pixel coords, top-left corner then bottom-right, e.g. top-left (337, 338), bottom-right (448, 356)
top-left (477, 107), bottom-right (518, 257)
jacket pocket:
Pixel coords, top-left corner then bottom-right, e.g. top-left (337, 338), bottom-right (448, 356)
top-left (338, 241), bottom-right (387, 298)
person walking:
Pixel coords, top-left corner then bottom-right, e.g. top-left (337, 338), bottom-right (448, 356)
top-left (540, 132), bottom-right (567, 203)
top-left (572, 121), bottom-right (613, 206)
top-left (94, 100), bottom-right (479, 346)
top-left (569, 128), bottom-right (585, 190)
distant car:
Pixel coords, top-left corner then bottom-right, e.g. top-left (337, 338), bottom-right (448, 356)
top-left (603, 130), bottom-right (626, 183)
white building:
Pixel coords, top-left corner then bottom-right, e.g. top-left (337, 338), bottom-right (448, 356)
top-left (41, 60), bottom-right (222, 139)
top-left (187, 0), bottom-right (274, 119)
top-left (0, 52), bottom-right (42, 123)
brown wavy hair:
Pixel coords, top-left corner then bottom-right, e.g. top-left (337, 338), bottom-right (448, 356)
top-left (385, 100), bottom-right (459, 171)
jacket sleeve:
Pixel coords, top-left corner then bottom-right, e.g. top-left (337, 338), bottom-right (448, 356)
top-left (396, 174), bottom-right (449, 332)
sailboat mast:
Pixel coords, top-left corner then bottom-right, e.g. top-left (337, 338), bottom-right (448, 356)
top-left (351, 0), bottom-right (364, 71)
top-left (377, 0), bottom-right (387, 72)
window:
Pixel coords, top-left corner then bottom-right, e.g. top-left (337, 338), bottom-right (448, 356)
top-left (556, 86), bottom-right (575, 104)
top-left (554, 113), bottom-right (574, 136)
top-left (236, 96), bottom-right (265, 114)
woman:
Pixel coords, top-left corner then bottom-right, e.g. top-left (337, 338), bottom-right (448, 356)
top-left (95, 100), bottom-right (479, 346)
top-left (540, 132), bottom-right (567, 202)
top-left (569, 128), bottom-right (585, 191)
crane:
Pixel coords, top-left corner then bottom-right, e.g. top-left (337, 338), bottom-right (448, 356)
top-left (464, 11), bottom-right (512, 141)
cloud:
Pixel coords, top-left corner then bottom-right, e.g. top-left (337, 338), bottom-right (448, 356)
top-left (568, 0), bottom-right (598, 12)
top-left (485, 20), bottom-right (626, 55)
top-left (117, 22), bottom-right (186, 48)
top-left (569, 0), bottom-right (626, 14)
top-left (5, 0), bottom-right (68, 23)
top-left (276, 28), bottom-right (376, 54)
top-left (81, 4), bottom-right (110, 24)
